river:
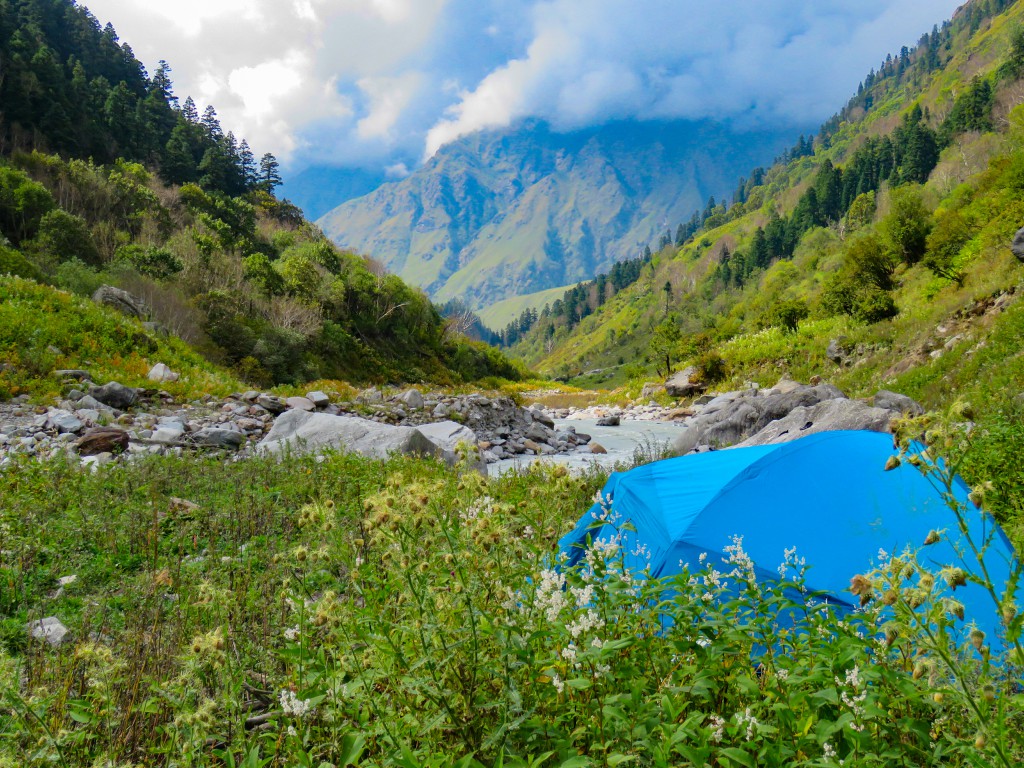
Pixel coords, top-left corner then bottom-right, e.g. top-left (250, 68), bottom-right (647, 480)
top-left (488, 417), bottom-right (686, 476)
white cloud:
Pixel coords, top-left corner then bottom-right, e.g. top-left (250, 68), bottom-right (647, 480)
top-left (80, 0), bottom-right (964, 168)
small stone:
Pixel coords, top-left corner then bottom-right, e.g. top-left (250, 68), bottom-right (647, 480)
top-left (256, 394), bottom-right (287, 414)
top-left (399, 389), bottom-right (424, 410)
top-left (191, 428), bottom-right (245, 449)
top-left (147, 363), bottom-right (180, 382)
top-left (306, 391), bottom-right (330, 408)
top-left (588, 442), bottom-right (608, 454)
top-left (28, 617), bottom-right (70, 647)
top-left (286, 396), bottom-right (316, 412)
top-left (47, 409), bottom-right (83, 434)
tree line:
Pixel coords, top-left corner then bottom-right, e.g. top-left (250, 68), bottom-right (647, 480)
top-left (0, 0), bottom-right (280, 198)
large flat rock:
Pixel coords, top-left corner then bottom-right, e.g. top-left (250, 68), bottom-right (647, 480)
top-left (416, 420), bottom-right (486, 474)
top-left (258, 410), bottom-right (443, 462)
top-left (735, 399), bottom-right (897, 447)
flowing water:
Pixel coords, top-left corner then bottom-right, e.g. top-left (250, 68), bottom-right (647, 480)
top-left (488, 417), bottom-right (686, 476)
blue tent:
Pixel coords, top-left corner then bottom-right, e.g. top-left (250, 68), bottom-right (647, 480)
top-left (559, 430), bottom-right (1020, 652)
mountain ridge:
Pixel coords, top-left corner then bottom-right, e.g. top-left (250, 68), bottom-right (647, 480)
top-left (318, 119), bottom-right (801, 310)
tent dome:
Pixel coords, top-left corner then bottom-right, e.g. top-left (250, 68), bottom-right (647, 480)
top-left (559, 430), bottom-right (1019, 652)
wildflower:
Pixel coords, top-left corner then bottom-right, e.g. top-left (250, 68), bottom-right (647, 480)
top-left (550, 673), bottom-right (565, 694)
top-left (566, 609), bottom-right (605, 639)
top-left (735, 707), bottom-right (758, 740)
top-left (823, 742), bottom-right (837, 760)
top-left (284, 626), bottom-right (300, 641)
top-left (707, 714), bottom-right (725, 743)
top-left (940, 566), bottom-right (966, 589)
top-left (561, 644), bottom-right (578, 664)
top-left (535, 569), bottom-right (568, 623)
top-left (970, 628), bottom-right (986, 650)
top-left (279, 689), bottom-right (314, 718)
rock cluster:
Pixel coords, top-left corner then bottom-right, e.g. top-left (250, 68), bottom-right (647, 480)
top-left (0, 378), bottom-right (600, 470)
top-left (667, 378), bottom-right (924, 455)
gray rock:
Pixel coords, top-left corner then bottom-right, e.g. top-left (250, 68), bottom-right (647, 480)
top-left (56, 369), bottom-right (90, 381)
top-left (432, 402), bottom-right (450, 418)
top-left (640, 382), bottom-right (664, 398)
top-left (147, 363), bottom-right (179, 382)
top-left (1012, 226), bottom-right (1024, 262)
top-left (90, 382), bottom-right (138, 410)
top-left (306, 390), bottom-right (330, 408)
top-left (826, 338), bottom-right (849, 365)
top-left (736, 399), bottom-right (898, 447)
top-left (873, 390), bottom-right (925, 416)
top-left (596, 415), bottom-right (620, 427)
top-left (92, 285), bottom-right (149, 319)
top-left (399, 389), bottom-right (424, 410)
top-left (75, 408), bottom-right (101, 424)
top-left (358, 387), bottom-right (383, 403)
top-left (671, 383), bottom-right (849, 454)
top-left (665, 366), bottom-right (706, 398)
top-left (76, 395), bottom-right (112, 413)
top-left (191, 428), bottom-right (245, 449)
top-left (525, 422), bottom-right (554, 442)
top-left (258, 410), bottom-right (443, 463)
top-left (416, 420), bottom-right (486, 473)
top-left (28, 616), bottom-right (70, 647)
top-left (286, 396), bottom-right (316, 412)
top-left (151, 427), bottom-right (185, 444)
top-left (47, 409), bottom-right (82, 434)
top-left (256, 394), bottom-right (287, 414)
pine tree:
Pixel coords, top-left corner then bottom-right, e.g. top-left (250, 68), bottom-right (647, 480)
top-left (258, 153), bottom-right (282, 193)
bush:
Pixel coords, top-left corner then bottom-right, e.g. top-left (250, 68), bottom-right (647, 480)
top-left (854, 289), bottom-right (899, 323)
top-left (113, 243), bottom-right (183, 279)
top-left (31, 208), bottom-right (102, 267)
top-left (880, 185), bottom-right (932, 265)
top-left (693, 349), bottom-right (728, 383)
top-left (0, 245), bottom-right (43, 282)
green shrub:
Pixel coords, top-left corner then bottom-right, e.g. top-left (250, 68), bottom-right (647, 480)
top-left (31, 208), bottom-right (102, 266)
top-left (113, 243), bottom-right (183, 279)
top-left (0, 245), bottom-right (43, 282)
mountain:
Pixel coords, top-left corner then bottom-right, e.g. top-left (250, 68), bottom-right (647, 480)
top-left (280, 165), bottom-right (386, 221)
top-left (317, 120), bottom-right (800, 311)
top-left (507, 0), bottom-right (1024, 408)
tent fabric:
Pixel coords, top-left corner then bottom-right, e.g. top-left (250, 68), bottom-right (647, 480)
top-left (559, 430), bottom-right (1019, 650)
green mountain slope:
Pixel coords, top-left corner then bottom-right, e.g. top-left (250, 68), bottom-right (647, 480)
top-left (318, 120), bottom-right (798, 311)
top-left (0, 0), bottom-right (521, 387)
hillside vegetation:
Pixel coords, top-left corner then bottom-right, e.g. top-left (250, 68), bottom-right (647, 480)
top-left (0, 0), bottom-right (521, 388)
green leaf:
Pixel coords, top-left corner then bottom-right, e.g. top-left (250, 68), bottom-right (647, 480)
top-left (558, 757), bottom-right (592, 768)
top-left (607, 755), bottom-right (635, 767)
top-left (566, 678), bottom-right (593, 690)
top-left (720, 748), bottom-right (756, 768)
top-left (339, 732), bottom-right (366, 766)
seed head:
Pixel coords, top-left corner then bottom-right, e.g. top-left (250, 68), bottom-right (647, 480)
top-left (924, 530), bottom-right (940, 546)
top-left (932, 692), bottom-right (944, 704)
top-left (884, 455), bottom-right (901, 471)
top-left (974, 733), bottom-right (987, 750)
top-left (970, 628), bottom-right (986, 650)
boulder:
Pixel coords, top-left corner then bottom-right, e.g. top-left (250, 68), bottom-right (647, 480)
top-left (286, 396), bottom-right (316, 412)
top-left (306, 391), bottom-right (330, 408)
top-left (358, 387), bottom-right (383, 403)
top-left (151, 426), bottom-right (185, 444)
top-left (596, 415), bottom-right (620, 427)
top-left (76, 427), bottom-right (129, 455)
top-left (736, 399), bottom-right (898, 447)
top-left (148, 363), bottom-right (179, 382)
top-left (56, 369), bottom-right (90, 381)
top-left (873, 390), bottom-right (924, 416)
top-left (399, 388), bottom-right (424, 410)
top-left (92, 285), bottom-right (149, 319)
top-left (258, 410), bottom-right (443, 463)
top-left (28, 616), bottom-right (70, 647)
top-left (671, 383), bottom-right (848, 454)
top-left (525, 422), bottom-right (554, 442)
top-left (826, 338), bottom-right (849, 365)
top-left (1012, 226), bottom-right (1024, 262)
top-left (588, 442), bottom-right (608, 454)
top-left (665, 366), bottom-right (705, 398)
top-left (89, 381), bottom-right (138, 410)
top-left (528, 407), bottom-right (555, 429)
top-left (191, 428), bottom-right (245, 450)
top-left (256, 394), bottom-right (287, 415)
top-left (768, 377), bottom-right (804, 395)
top-left (416, 420), bottom-right (486, 473)
top-left (47, 409), bottom-right (82, 434)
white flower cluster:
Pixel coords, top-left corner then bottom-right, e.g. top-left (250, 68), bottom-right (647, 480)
top-left (460, 495), bottom-right (495, 522)
top-left (735, 706), bottom-right (759, 740)
top-left (550, 672), bottom-right (565, 693)
top-left (566, 608), bottom-right (605, 639)
top-left (279, 689), bottom-right (314, 719)
top-left (591, 491), bottom-right (621, 523)
top-left (707, 714), bottom-right (725, 743)
top-left (724, 535), bottom-right (756, 583)
top-left (570, 583), bottom-right (595, 609)
top-left (778, 545), bottom-right (806, 577)
top-left (284, 625), bottom-right (300, 641)
top-left (535, 569), bottom-right (568, 622)
top-left (836, 666), bottom-right (867, 732)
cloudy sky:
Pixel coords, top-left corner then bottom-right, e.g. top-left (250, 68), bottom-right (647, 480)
top-left (81, 0), bottom-right (964, 174)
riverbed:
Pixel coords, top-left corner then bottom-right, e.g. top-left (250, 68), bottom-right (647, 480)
top-left (488, 417), bottom-right (685, 476)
